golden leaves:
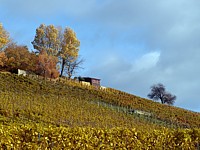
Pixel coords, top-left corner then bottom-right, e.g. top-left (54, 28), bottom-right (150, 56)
top-left (0, 124), bottom-right (199, 149)
top-left (0, 52), bottom-right (8, 67)
top-left (37, 50), bottom-right (59, 78)
top-left (0, 23), bottom-right (10, 51)
top-left (0, 71), bottom-right (200, 149)
top-left (61, 27), bottom-right (80, 60)
top-left (32, 24), bottom-right (81, 78)
top-left (32, 24), bottom-right (60, 56)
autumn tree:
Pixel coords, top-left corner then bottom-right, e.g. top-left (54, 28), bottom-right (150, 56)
top-left (0, 52), bottom-right (8, 70)
top-left (0, 23), bottom-right (10, 51)
top-left (36, 50), bottom-right (59, 79)
top-left (32, 24), bottom-right (60, 56)
top-left (59, 27), bottom-right (80, 78)
top-left (32, 24), bottom-right (82, 78)
top-left (3, 44), bottom-right (36, 72)
top-left (147, 83), bottom-right (176, 105)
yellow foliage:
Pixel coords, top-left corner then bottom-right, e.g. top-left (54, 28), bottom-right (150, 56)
top-left (0, 52), bottom-right (8, 67)
top-left (60, 27), bottom-right (80, 61)
top-left (32, 24), bottom-right (60, 56)
top-left (0, 124), bottom-right (199, 149)
top-left (0, 23), bottom-right (10, 50)
top-left (0, 73), bottom-right (200, 149)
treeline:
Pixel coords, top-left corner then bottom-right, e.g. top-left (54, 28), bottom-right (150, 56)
top-left (0, 23), bottom-right (82, 79)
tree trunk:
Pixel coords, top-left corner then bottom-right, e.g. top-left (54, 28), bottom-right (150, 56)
top-left (60, 59), bottom-right (65, 77)
top-left (160, 97), bottom-right (164, 104)
top-left (67, 64), bottom-right (72, 79)
top-left (159, 94), bottom-right (164, 104)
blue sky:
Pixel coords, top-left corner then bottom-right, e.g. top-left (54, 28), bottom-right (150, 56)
top-left (0, 0), bottom-right (200, 112)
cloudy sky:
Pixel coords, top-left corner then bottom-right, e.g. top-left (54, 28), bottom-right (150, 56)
top-left (0, 0), bottom-right (200, 112)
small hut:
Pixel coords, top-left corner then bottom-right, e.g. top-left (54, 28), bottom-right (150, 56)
top-left (11, 69), bottom-right (27, 76)
top-left (79, 77), bottom-right (101, 87)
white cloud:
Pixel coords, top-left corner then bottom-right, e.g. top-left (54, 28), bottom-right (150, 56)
top-left (133, 51), bottom-right (160, 72)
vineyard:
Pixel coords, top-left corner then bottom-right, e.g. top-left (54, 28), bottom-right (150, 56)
top-left (1, 123), bottom-right (200, 149)
top-left (0, 73), bottom-right (200, 149)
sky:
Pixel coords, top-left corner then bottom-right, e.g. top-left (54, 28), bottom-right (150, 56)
top-left (0, 0), bottom-right (200, 112)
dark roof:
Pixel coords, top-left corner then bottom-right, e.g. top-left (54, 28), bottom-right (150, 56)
top-left (82, 77), bottom-right (101, 80)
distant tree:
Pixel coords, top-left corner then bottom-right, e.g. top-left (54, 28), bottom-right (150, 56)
top-left (59, 27), bottom-right (80, 78)
top-left (32, 24), bottom-right (60, 56)
top-left (147, 83), bottom-right (176, 105)
top-left (4, 43), bottom-right (35, 72)
top-left (36, 50), bottom-right (59, 78)
top-left (0, 23), bottom-right (10, 51)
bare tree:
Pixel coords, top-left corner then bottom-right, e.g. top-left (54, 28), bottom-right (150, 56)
top-left (147, 83), bottom-right (176, 105)
top-left (64, 58), bottom-right (84, 79)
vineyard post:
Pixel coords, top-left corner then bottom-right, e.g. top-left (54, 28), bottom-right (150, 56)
top-left (197, 142), bottom-right (199, 150)
top-left (30, 92), bottom-right (33, 118)
top-left (58, 87), bottom-right (60, 101)
top-left (12, 91), bottom-right (14, 122)
top-left (38, 133), bottom-right (41, 144)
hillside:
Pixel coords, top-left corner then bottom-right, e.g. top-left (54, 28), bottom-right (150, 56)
top-left (0, 73), bottom-right (200, 149)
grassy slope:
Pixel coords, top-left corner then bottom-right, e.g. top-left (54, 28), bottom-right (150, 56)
top-left (0, 73), bottom-right (199, 129)
top-left (0, 73), bottom-right (163, 130)
top-left (0, 73), bottom-right (200, 149)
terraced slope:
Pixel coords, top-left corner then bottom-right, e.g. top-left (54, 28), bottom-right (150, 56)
top-left (59, 75), bottom-right (200, 128)
top-left (0, 73), bottom-right (199, 128)
top-left (0, 73), bottom-right (199, 149)
top-left (0, 73), bottom-right (165, 130)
